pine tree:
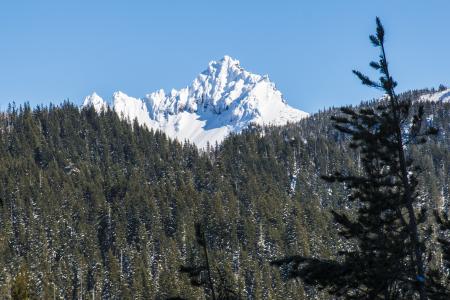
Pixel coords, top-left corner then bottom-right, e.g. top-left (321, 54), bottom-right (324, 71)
top-left (179, 222), bottom-right (239, 300)
top-left (11, 266), bottom-right (31, 300)
top-left (272, 17), bottom-right (442, 299)
top-left (430, 212), bottom-right (450, 299)
top-left (179, 223), bottom-right (217, 299)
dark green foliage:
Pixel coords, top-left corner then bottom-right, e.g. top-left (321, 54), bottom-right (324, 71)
top-left (435, 212), bottom-right (450, 269)
top-left (430, 212), bottom-right (450, 299)
top-left (272, 18), bottom-right (446, 299)
top-left (0, 102), bottom-right (320, 298)
top-left (180, 223), bottom-right (239, 299)
top-left (180, 223), bottom-right (218, 299)
top-left (0, 86), bottom-right (450, 298)
top-left (11, 266), bottom-right (31, 300)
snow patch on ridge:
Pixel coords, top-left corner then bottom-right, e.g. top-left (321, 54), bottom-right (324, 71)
top-left (419, 88), bottom-right (450, 102)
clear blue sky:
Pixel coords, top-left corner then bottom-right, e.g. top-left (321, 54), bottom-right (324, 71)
top-left (1, 0), bottom-right (449, 113)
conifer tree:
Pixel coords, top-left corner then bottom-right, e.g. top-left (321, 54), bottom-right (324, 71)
top-left (179, 223), bottom-right (217, 299)
top-left (11, 266), bottom-right (31, 300)
top-left (272, 17), bottom-right (441, 299)
top-left (179, 223), bottom-right (239, 300)
top-left (429, 212), bottom-right (450, 299)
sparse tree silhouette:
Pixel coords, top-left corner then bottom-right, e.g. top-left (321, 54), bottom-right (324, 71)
top-left (179, 223), bottom-right (239, 300)
top-left (272, 17), bottom-right (440, 299)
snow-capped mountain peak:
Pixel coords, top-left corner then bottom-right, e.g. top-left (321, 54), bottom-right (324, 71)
top-left (83, 56), bottom-right (308, 147)
top-left (83, 92), bottom-right (108, 112)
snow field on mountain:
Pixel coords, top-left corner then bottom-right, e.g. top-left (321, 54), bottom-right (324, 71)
top-left (83, 56), bottom-right (309, 147)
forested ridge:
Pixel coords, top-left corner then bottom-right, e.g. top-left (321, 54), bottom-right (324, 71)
top-left (1, 88), bottom-right (450, 299)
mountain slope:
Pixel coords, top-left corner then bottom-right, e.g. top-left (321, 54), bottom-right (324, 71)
top-left (83, 56), bottom-right (308, 147)
top-left (2, 92), bottom-right (449, 298)
top-left (418, 88), bottom-right (450, 102)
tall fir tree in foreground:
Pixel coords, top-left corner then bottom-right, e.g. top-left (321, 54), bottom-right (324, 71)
top-left (273, 17), bottom-right (444, 299)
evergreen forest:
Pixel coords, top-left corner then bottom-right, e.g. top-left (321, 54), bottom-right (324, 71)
top-left (1, 86), bottom-right (450, 298)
